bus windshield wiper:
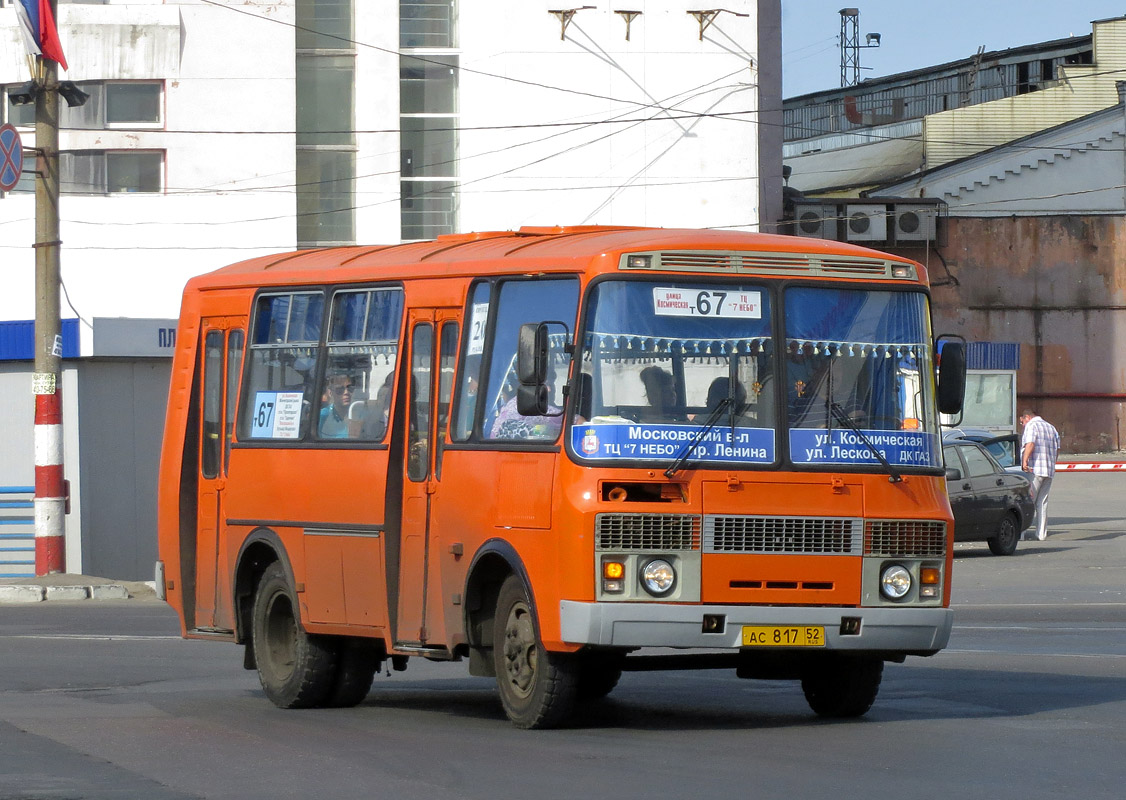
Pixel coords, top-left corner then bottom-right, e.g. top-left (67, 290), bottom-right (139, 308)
top-left (828, 402), bottom-right (902, 483)
top-left (664, 398), bottom-right (731, 478)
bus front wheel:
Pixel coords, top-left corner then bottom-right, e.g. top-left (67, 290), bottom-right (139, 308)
top-left (801, 655), bottom-right (883, 718)
top-left (493, 575), bottom-right (578, 729)
top-left (252, 562), bottom-right (338, 709)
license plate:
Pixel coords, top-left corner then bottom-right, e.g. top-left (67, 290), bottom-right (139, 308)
top-left (742, 625), bottom-right (825, 647)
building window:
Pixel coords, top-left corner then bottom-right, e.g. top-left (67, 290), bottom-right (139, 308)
top-left (2, 86), bottom-right (35, 127)
top-left (297, 149), bottom-right (355, 246)
top-left (296, 55), bottom-right (354, 147)
top-left (296, 0), bottom-right (356, 247)
top-left (400, 0), bottom-right (458, 48)
top-left (400, 180), bottom-right (457, 241)
top-left (296, 0), bottom-right (352, 49)
top-left (400, 4), bottom-right (459, 240)
top-left (106, 83), bottom-right (162, 125)
top-left (60, 150), bottom-right (164, 194)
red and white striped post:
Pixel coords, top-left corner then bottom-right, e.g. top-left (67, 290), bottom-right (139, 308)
top-left (32, 34), bottom-right (66, 576)
top-left (34, 385), bottom-right (65, 574)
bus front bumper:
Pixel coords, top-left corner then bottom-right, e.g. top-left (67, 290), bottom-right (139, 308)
top-left (559, 601), bottom-right (953, 653)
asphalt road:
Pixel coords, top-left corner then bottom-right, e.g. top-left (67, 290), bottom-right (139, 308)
top-left (0, 473), bottom-right (1123, 800)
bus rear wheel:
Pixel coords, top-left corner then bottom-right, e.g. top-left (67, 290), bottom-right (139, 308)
top-left (252, 562), bottom-right (338, 709)
top-left (801, 655), bottom-right (883, 718)
top-left (493, 575), bottom-right (578, 729)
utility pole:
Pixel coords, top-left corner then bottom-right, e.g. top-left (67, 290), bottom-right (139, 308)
top-left (10, 0), bottom-right (85, 574)
top-left (32, 46), bottom-right (65, 575)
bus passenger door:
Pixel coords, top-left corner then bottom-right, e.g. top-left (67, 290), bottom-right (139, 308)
top-left (397, 309), bottom-right (459, 647)
top-left (195, 321), bottom-right (245, 630)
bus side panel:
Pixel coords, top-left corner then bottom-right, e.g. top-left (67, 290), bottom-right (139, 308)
top-left (222, 447), bottom-right (392, 633)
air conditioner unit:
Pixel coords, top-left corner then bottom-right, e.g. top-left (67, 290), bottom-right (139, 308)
top-left (892, 204), bottom-right (938, 242)
top-left (793, 203), bottom-right (837, 239)
top-left (844, 204), bottom-right (888, 242)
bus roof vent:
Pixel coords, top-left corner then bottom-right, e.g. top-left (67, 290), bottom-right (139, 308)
top-left (623, 251), bottom-right (911, 280)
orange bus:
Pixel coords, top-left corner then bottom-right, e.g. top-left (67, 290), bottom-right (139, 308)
top-left (157, 226), bottom-right (966, 728)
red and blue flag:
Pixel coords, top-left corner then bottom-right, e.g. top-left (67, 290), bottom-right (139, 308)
top-left (15, 1), bottom-right (69, 71)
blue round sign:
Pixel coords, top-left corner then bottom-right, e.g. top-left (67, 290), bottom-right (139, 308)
top-left (0, 124), bottom-right (25, 192)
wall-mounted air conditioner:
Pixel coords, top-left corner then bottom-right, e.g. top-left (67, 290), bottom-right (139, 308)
top-left (892, 204), bottom-right (938, 242)
top-left (793, 203), bottom-right (837, 239)
top-left (844, 204), bottom-right (888, 242)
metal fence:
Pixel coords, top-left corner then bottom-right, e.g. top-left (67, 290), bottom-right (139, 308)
top-left (0, 486), bottom-right (34, 578)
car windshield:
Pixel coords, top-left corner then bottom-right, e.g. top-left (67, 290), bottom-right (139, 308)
top-left (570, 280), bottom-right (941, 471)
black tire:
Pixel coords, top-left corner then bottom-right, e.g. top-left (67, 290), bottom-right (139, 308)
top-left (576, 652), bottom-right (625, 701)
top-left (324, 638), bottom-right (381, 708)
top-left (988, 512), bottom-right (1020, 556)
top-left (801, 655), bottom-right (883, 718)
top-left (252, 563), bottom-right (338, 709)
top-left (493, 575), bottom-right (578, 729)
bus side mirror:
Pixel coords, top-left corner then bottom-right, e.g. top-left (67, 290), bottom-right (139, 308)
top-left (517, 323), bottom-right (550, 415)
top-left (936, 338), bottom-right (966, 416)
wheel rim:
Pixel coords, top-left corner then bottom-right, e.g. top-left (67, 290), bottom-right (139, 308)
top-left (502, 599), bottom-right (537, 699)
top-left (263, 592), bottom-right (297, 682)
top-left (999, 516), bottom-right (1016, 546)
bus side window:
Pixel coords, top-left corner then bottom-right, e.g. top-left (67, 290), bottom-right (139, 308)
top-left (452, 281), bottom-right (490, 441)
top-left (316, 287), bottom-right (404, 442)
top-left (201, 330), bottom-right (224, 478)
top-left (481, 277), bottom-right (579, 443)
top-left (224, 330), bottom-right (244, 472)
top-left (239, 292), bottom-right (324, 442)
top-left (435, 321), bottom-right (458, 476)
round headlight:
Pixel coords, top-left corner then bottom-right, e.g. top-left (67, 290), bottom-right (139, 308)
top-left (881, 565), bottom-right (912, 600)
top-left (640, 558), bottom-right (676, 597)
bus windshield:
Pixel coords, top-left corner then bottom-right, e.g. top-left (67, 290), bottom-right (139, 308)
top-left (570, 279), bottom-right (940, 470)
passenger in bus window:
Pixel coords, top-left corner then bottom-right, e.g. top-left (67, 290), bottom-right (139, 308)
top-left (359, 371), bottom-right (395, 440)
top-left (640, 366), bottom-right (685, 422)
top-left (490, 370), bottom-right (562, 440)
top-left (319, 374), bottom-right (356, 438)
top-left (703, 377), bottom-right (747, 416)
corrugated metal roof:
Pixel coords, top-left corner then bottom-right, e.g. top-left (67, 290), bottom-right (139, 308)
top-left (0, 319), bottom-right (80, 361)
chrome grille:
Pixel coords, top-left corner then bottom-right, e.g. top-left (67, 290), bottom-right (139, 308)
top-left (865, 520), bottom-right (947, 557)
top-left (595, 513), bottom-right (701, 551)
top-left (704, 516), bottom-right (863, 555)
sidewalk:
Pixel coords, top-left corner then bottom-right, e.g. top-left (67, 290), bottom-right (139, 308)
top-left (0, 573), bottom-right (159, 604)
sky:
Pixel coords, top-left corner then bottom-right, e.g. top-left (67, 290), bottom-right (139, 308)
top-left (782, 1), bottom-right (1126, 97)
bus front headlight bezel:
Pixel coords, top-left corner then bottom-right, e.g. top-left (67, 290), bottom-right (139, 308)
top-left (640, 558), bottom-right (677, 597)
top-left (880, 564), bottom-right (913, 600)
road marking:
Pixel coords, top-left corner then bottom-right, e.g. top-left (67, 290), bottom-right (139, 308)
top-left (956, 625), bottom-right (1126, 632)
top-left (2, 634), bottom-right (183, 641)
top-left (944, 649), bottom-right (1126, 659)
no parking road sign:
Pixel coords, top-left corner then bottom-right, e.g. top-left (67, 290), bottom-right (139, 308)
top-left (0, 124), bottom-right (25, 192)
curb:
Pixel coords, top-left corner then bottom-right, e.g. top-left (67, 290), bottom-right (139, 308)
top-left (0, 583), bottom-right (135, 604)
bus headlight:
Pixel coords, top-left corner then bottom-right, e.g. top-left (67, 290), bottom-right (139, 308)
top-left (640, 558), bottom-right (676, 597)
top-left (880, 565), bottom-right (912, 600)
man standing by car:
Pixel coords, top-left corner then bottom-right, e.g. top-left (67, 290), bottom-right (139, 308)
top-left (1020, 409), bottom-right (1060, 541)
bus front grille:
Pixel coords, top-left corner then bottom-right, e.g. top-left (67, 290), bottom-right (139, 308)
top-left (864, 520), bottom-right (947, 557)
top-left (703, 516), bottom-right (863, 555)
top-left (595, 513), bottom-right (701, 551)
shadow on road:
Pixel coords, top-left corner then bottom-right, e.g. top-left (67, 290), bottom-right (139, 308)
top-left (340, 662), bottom-right (1126, 730)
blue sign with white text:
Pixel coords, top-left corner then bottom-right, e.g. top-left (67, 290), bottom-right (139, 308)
top-left (790, 428), bottom-right (939, 467)
top-left (572, 422), bottom-right (775, 464)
